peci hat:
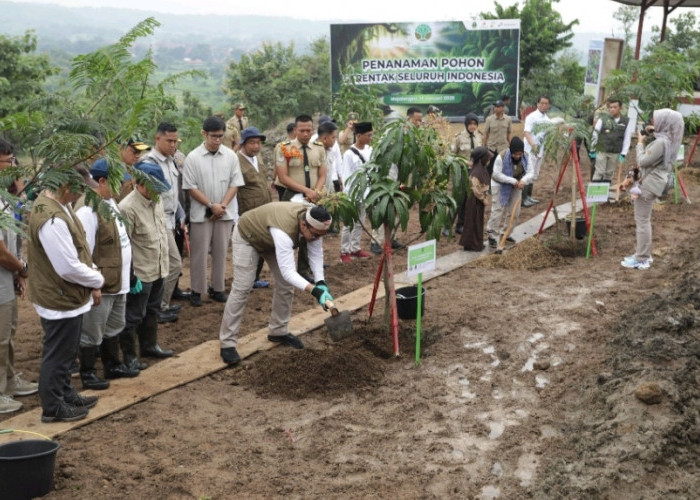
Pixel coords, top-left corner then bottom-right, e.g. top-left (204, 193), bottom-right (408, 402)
top-left (354, 122), bottom-right (373, 134)
top-left (133, 161), bottom-right (171, 193)
top-left (234, 102), bottom-right (246, 110)
top-left (239, 127), bottom-right (266, 145)
top-left (90, 158), bottom-right (131, 181)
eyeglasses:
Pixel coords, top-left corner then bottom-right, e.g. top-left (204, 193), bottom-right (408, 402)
top-left (305, 222), bottom-right (325, 241)
top-left (129, 147), bottom-right (142, 155)
top-left (207, 133), bottom-right (225, 140)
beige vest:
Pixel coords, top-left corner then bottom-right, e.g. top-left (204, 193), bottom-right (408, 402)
top-left (28, 192), bottom-right (94, 310)
top-left (237, 202), bottom-right (306, 253)
top-left (236, 152), bottom-right (272, 216)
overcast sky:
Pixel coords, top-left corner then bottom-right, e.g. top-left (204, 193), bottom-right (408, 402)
top-left (11, 0), bottom-right (696, 34)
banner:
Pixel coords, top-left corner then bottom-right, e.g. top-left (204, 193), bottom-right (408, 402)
top-left (584, 40), bottom-right (604, 106)
top-left (330, 20), bottom-right (520, 118)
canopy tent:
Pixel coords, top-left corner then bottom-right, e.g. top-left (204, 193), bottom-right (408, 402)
top-left (612, 0), bottom-right (700, 58)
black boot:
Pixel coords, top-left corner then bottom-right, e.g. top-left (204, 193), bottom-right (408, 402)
top-left (119, 328), bottom-right (148, 371)
top-left (101, 336), bottom-right (139, 379)
top-left (79, 346), bottom-right (110, 390)
top-left (138, 313), bottom-right (174, 359)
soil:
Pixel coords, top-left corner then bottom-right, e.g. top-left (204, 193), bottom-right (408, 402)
top-left (3, 138), bottom-right (700, 499)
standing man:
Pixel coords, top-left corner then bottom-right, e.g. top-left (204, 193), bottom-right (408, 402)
top-left (523, 95), bottom-right (551, 207)
top-left (224, 103), bottom-right (248, 152)
top-left (286, 123), bottom-right (297, 141)
top-left (0, 139), bottom-right (37, 414)
top-left (590, 98), bottom-right (634, 184)
top-left (237, 127), bottom-right (273, 289)
top-left (143, 122), bottom-right (184, 322)
top-left (316, 117), bottom-right (342, 195)
top-left (486, 137), bottom-right (533, 247)
top-left (219, 203), bottom-right (334, 365)
top-left (75, 160), bottom-right (138, 385)
top-left (183, 116), bottom-right (244, 306)
top-left (118, 161), bottom-right (175, 371)
top-left (482, 100), bottom-right (513, 176)
top-left (339, 122), bottom-right (374, 262)
top-left (28, 165), bottom-right (104, 423)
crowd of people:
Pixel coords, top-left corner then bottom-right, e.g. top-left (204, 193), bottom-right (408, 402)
top-left (0, 96), bottom-right (685, 421)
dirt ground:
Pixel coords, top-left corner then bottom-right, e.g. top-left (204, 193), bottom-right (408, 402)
top-left (3, 142), bottom-right (700, 499)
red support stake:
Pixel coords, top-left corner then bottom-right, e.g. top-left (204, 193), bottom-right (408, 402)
top-left (368, 253), bottom-right (385, 320)
top-left (537, 151), bottom-right (571, 235)
top-left (383, 226), bottom-right (400, 357)
top-left (686, 128), bottom-right (700, 169)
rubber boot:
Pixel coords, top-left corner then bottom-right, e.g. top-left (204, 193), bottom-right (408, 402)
top-left (101, 336), bottom-right (139, 379)
top-left (79, 346), bottom-right (110, 390)
top-left (119, 328), bottom-right (147, 371)
top-left (138, 313), bottom-right (174, 358)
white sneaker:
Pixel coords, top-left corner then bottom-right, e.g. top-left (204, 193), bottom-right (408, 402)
top-left (621, 257), bottom-right (650, 270)
top-left (622, 255), bottom-right (653, 265)
top-left (0, 394), bottom-right (22, 413)
top-left (7, 373), bottom-right (39, 396)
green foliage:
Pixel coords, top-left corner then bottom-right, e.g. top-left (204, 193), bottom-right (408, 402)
top-left (613, 6), bottom-right (638, 69)
top-left (224, 38), bottom-right (330, 129)
top-left (520, 50), bottom-right (585, 110)
top-left (346, 120), bottom-right (470, 241)
top-left (332, 69), bottom-right (385, 129)
top-left (536, 119), bottom-right (592, 164)
top-left (481, 0), bottom-right (578, 80)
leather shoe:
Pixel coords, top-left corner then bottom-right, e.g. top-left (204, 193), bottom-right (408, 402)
top-left (370, 242), bottom-right (382, 255)
top-left (65, 392), bottom-right (99, 409)
top-left (125, 356), bottom-right (148, 371)
top-left (391, 239), bottom-right (404, 249)
top-left (221, 347), bottom-right (241, 366)
top-left (80, 371), bottom-right (110, 390)
top-left (209, 291), bottom-right (228, 302)
top-left (171, 288), bottom-right (191, 300)
top-left (104, 363), bottom-right (139, 379)
top-left (267, 333), bottom-right (304, 349)
top-left (163, 304), bottom-right (182, 313)
top-left (190, 292), bottom-right (202, 307)
top-left (141, 344), bottom-right (174, 358)
top-left (157, 310), bottom-right (178, 324)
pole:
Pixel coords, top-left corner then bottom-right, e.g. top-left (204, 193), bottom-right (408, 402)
top-left (415, 273), bottom-right (423, 366)
top-left (571, 135), bottom-right (597, 256)
top-left (368, 254), bottom-right (385, 320)
top-left (586, 203), bottom-right (597, 259)
top-left (537, 151), bottom-right (571, 235)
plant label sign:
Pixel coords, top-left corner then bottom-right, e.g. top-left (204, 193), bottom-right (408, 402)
top-left (586, 182), bottom-right (610, 204)
top-left (407, 240), bottom-right (436, 277)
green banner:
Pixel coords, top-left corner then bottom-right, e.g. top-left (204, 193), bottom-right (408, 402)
top-left (330, 20), bottom-right (520, 117)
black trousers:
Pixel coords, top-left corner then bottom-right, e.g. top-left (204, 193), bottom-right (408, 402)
top-left (123, 278), bottom-right (164, 333)
top-left (39, 315), bottom-right (83, 414)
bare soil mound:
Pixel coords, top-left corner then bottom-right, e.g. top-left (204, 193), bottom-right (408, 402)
top-left (476, 237), bottom-right (568, 270)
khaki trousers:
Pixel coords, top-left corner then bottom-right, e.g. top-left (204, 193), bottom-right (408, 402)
top-left (633, 191), bottom-right (655, 261)
top-left (0, 298), bottom-right (17, 394)
top-left (190, 219), bottom-right (234, 295)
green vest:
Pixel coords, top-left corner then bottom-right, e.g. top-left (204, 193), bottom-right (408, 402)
top-left (28, 192), bottom-right (94, 310)
top-left (236, 152), bottom-right (272, 216)
top-left (74, 195), bottom-right (123, 294)
top-left (237, 202), bottom-right (305, 253)
top-left (599, 114), bottom-right (629, 153)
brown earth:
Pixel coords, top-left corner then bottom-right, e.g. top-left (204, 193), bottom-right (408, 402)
top-left (3, 143), bottom-right (700, 499)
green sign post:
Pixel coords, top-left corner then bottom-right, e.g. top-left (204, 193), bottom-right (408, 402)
top-left (585, 182), bottom-right (610, 259)
top-left (407, 240), bottom-right (436, 366)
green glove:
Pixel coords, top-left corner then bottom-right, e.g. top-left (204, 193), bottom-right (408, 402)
top-left (129, 276), bottom-right (143, 294)
top-left (618, 154), bottom-right (625, 162)
top-left (588, 151), bottom-right (597, 159)
top-left (311, 285), bottom-right (333, 310)
top-left (314, 280), bottom-right (329, 293)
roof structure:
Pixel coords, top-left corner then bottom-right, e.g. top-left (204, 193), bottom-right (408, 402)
top-left (612, 0), bottom-right (700, 58)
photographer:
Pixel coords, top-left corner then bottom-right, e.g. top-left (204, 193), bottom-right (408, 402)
top-left (620, 109), bottom-right (684, 270)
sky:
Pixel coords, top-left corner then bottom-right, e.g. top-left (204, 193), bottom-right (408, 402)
top-left (10, 0), bottom-right (696, 35)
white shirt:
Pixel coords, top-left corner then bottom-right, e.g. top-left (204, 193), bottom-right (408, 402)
top-left (524, 110), bottom-right (551, 157)
top-left (340, 144), bottom-right (372, 192)
top-left (33, 203), bottom-right (105, 319)
top-left (76, 198), bottom-right (132, 295)
top-left (269, 227), bottom-right (324, 290)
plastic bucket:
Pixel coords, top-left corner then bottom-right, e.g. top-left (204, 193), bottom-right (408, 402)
top-left (395, 286), bottom-right (426, 320)
top-left (0, 439), bottom-right (61, 499)
top-left (565, 215), bottom-right (587, 240)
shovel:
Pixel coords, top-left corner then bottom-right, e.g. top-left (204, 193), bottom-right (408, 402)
top-left (323, 300), bottom-right (354, 341)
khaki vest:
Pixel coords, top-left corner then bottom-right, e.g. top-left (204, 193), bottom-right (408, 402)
top-left (236, 152), bottom-right (272, 216)
top-left (74, 195), bottom-right (123, 294)
top-left (237, 202), bottom-right (305, 253)
top-left (28, 192), bottom-right (94, 310)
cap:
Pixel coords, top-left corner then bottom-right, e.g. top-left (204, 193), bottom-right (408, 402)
top-left (126, 136), bottom-right (150, 151)
top-left (239, 127), bottom-right (266, 145)
top-left (318, 115), bottom-right (335, 125)
top-left (90, 158), bottom-right (131, 181)
top-left (133, 161), bottom-right (171, 193)
top-left (234, 102), bottom-right (246, 110)
top-left (494, 100), bottom-right (505, 107)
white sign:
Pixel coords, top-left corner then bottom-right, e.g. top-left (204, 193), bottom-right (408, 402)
top-left (407, 240), bottom-right (436, 277)
top-left (586, 182), bottom-right (610, 204)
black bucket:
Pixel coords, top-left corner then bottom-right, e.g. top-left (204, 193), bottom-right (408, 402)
top-left (565, 215), bottom-right (587, 240)
top-left (396, 286), bottom-right (426, 320)
top-left (0, 439), bottom-right (61, 500)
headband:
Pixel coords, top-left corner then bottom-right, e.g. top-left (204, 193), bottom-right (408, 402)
top-left (305, 207), bottom-right (332, 230)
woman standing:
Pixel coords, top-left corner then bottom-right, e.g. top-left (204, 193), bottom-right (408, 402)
top-left (620, 109), bottom-right (684, 270)
top-left (460, 147), bottom-right (493, 251)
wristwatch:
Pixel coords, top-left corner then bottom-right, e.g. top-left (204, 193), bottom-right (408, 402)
top-left (18, 260), bottom-right (28, 278)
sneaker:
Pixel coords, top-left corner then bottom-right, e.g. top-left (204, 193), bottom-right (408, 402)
top-left (267, 334), bottom-right (304, 349)
top-left (41, 402), bottom-right (89, 423)
top-left (0, 394), bottom-right (22, 414)
top-left (621, 257), bottom-right (650, 270)
top-left (622, 255), bottom-right (654, 265)
top-left (350, 249), bottom-right (372, 259)
top-left (253, 280), bottom-right (270, 289)
top-left (7, 373), bottom-right (39, 396)
top-left (190, 292), bottom-right (203, 307)
top-left (370, 242), bottom-right (382, 255)
top-left (65, 392), bottom-right (99, 409)
top-left (340, 253), bottom-right (352, 263)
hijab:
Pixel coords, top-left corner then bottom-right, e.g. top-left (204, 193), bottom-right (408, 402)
top-left (652, 109), bottom-right (684, 168)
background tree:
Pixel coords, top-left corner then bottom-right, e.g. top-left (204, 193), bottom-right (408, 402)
top-left (481, 0), bottom-right (578, 81)
top-left (520, 49), bottom-right (585, 112)
top-left (613, 5), bottom-right (638, 69)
